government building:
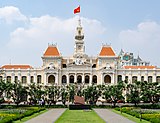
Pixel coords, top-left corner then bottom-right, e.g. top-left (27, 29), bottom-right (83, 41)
top-left (0, 20), bottom-right (160, 85)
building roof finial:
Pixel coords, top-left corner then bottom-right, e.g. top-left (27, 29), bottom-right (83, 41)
top-left (78, 16), bottom-right (82, 27)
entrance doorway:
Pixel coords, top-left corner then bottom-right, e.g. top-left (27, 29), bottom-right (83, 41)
top-left (48, 75), bottom-right (55, 84)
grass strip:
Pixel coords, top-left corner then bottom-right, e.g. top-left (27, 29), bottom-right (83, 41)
top-left (55, 109), bottom-right (105, 123)
top-left (13, 109), bottom-right (48, 123)
top-left (112, 109), bottom-right (150, 123)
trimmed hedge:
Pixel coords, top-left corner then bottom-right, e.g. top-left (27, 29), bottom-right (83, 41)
top-left (115, 107), bottom-right (160, 123)
top-left (0, 108), bottom-right (45, 123)
top-left (69, 105), bottom-right (91, 110)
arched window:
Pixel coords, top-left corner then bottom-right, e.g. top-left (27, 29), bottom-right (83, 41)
top-left (132, 76), bottom-right (137, 83)
top-left (22, 76), bottom-right (27, 83)
top-left (0, 76), bottom-right (2, 82)
top-left (85, 75), bottom-right (89, 84)
top-left (156, 76), bottom-right (160, 82)
top-left (30, 76), bottom-right (34, 83)
top-left (77, 75), bottom-right (82, 83)
top-left (37, 75), bottom-right (42, 83)
top-left (7, 76), bottom-right (11, 82)
top-left (62, 75), bottom-right (67, 84)
top-left (104, 75), bottom-right (111, 83)
top-left (125, 76), bottom-right (128, 83)
top-left (117, 75), bottom-right (122, 82)
top-left (92, 75), bottom-right (97, 84)
top-left (141, 76), bottom-right (144, 82)
top-left (148, 76), bottom-right (152, 83)
top-left (14, 76), bottom-right (18, 82)
top-left (69, 75), bottom-right (74, 83)
top-left (48, 75), bottom-right (55, 84)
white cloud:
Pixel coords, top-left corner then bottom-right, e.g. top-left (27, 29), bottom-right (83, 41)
top-left (6, 15), bottom-right (106, 66)
top-left (0, 6), bottom-right (27, 23)
top-left (119, 21), bottom-right (160, 66)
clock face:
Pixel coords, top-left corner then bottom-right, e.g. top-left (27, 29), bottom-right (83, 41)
top-left (75, 58), bottom-right (83, 65)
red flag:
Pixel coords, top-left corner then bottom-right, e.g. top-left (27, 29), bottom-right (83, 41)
top-left (74, 6), bottom-right (80, 14)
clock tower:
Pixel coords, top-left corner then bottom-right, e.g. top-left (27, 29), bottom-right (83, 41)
top-left (74, 19), bottom-right (85, 56)
top-left (73, 18), bottom-right (87, 65)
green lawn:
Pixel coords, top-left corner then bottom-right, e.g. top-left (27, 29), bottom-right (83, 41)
top-left (112, 109), bottom-right (150, 123)
top-left (55, 110), bottom-right (105, 123)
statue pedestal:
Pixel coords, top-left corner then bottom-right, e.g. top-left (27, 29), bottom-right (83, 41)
top-left (69, 95), bottom-right (91, 110)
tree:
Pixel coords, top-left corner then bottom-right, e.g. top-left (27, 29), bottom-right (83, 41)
top-left (47, 85), bottom-right (61, 104)
top-left (141, 81), bottom-right (160, 104)
top-left (61, 86), bottom-right (68, 105)
top-left (11, 81), bottom-right (27, 106)
top-left (0, 80), bottom-right (6, 105)
top-left (83, 85), bottom-right (101, 105)
top-left (67, 85), bottom-right (75, 104)
top-left (126, 81), bottom-right (141, 106)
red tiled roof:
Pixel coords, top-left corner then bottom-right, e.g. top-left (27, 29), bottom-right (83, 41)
top-left (44, 45), bottom-right (60, 56)
top-left (99, 46), bottom-right (116, 56)
top-left (1, 65), bottom-right (32, 69)
top-left (124, 66), bottom-right (156, 69)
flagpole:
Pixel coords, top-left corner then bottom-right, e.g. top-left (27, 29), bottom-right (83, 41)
top-left (78, 5), bottom-right (81, 27)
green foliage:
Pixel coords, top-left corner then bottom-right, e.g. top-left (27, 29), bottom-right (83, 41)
top-left (0, 107), bottom-right (45, 123)
top-left (115, 107), bottom-right (160, 123)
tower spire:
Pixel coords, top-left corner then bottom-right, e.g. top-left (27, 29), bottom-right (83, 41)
top-left (78, 17), bottom-right (81, 27)
top-left (74, 18), bottom-right (85, 56)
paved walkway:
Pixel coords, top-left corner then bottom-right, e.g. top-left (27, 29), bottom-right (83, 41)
top-left (25, 108), bottom-right (66, 123)
top-left (94, 109), bottom-right (135, 123)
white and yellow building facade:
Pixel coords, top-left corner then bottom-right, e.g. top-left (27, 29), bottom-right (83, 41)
top-left (1, 21), bottom-right (160, 85)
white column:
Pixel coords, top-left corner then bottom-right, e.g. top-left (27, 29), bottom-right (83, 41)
top-left (44, 73), bottom-right (47, 85)
top-left (101, 73), bottom-right (103, 85)
top-left (74, 74), bottom-right (77, 83)
top-left (55, 73), bottom-right (58, 85)
top-left (144, 71), bottom-right (148, 82)
top-left (122, 74), bottom-right (125, 81)
top-left (18, 73), bottom-right (21, 82)
top-left (27, 74), bottom-right (30, 84)
top-left (89, 74), bottom-right (92, 85)
top-left (67, 74), bottom-right (69, 84)
top-left (128, 74), bottom-right (132, 84)
top-left (34, 73), bottom-right (37, 84)
top-left (112, 74), bottom-right (115, 85)
top-left (82, 73), bottom-right (84, 84)
top-left (153, 73), bottom-right (156, 82)
top-left (11, 73), bottom-right (15, 83)
top-left (138, 75), bottom-right (141, 81)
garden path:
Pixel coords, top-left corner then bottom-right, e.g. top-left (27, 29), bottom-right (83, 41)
top-left (94, 109), bottom-right (135, 123)
top-left (25, 108), bottom-right (66, 123)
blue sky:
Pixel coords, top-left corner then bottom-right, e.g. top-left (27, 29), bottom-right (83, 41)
top-left (0, 0), bottom-right (160, 67)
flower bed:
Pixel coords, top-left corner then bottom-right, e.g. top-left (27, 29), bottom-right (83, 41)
top-left (0, 107), bottom-right (45, 123)
top-left (115, 107), bottom-right (160, 123)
